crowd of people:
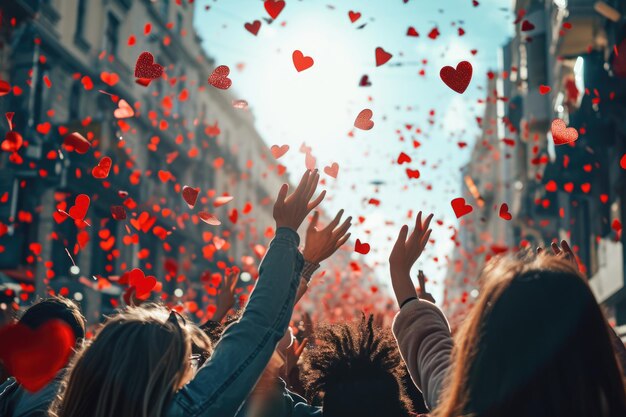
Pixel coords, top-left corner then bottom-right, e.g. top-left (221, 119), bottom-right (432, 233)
top-left (1, 169), bottom-right (625, 417)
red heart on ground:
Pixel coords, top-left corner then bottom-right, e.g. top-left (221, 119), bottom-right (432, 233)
top-left (551, 119), bottom-right (578, 145)
top-left (63, 132), bottom-right (91, 154)
top-left (182, 186), bottom-right (200, 208)
top-left (440, 61), bottom-right (473, 94)
top-left (407, 26), bottom-right (419, 37)
top-left (324, 163), bottom-right (339, 178)
top-left (1, 131), bottom-right (23, 153)
top-left (0, 321), bottom-right (75, 392)
top-left (92, 157), bottom-right (112, 179)
top-left (292, 50), bottom-right (314, 72)
top-left (354, 109), bottom-right (374, 130)
top-left (244, 20), bottom-right (261, 36)
top-left (375, 47), bottom-right (393, 67)
top-left (134, 52), bottom-right (164, 79)
top-left (397, 152), bottom-right (412, 164)
top-left (114, 99), bottom-right (134, 119)
top-left (264, 0), bottom-right (285, 19)
top-left (348, 11), bottom-right (361, 23)
top-left (271, 144), bottom-right (289, 159)
top-left (199, 212), bottom-right (221, 226)
top-left (499, 203), bottom-right (512, 220)
top-left (451, 197), bottom-right (473, 218)
top-left (359, 75), bottom-right (371, 87)
top-left (68, 194), bottom-right (90, 221)
top-left (208, 65), bottom-right (232, 90)
top-left (355, 239), bottom-right (370, 255)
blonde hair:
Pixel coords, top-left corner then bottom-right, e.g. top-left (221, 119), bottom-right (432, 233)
top-left (434, 253), bottom-right (626, 417)
top-left (50, 304), bottom-right (191, 417)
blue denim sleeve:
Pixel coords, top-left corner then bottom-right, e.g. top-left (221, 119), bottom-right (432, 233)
top-left (167, 227), bottom-right (304, 417)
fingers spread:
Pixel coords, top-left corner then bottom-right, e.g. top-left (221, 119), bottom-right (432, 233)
top-left (328, 209), bottom-right (344, 230)
top-left (551, 241), bottom-right (562, 255)
top-left (308, 211), bottom-right (320, 231)
top-left (335, 233), bottom-right (351, 249)
top-left (307, 190), bottom-right (326, 211)
top-left (392, 225), bottom-right (409, 251)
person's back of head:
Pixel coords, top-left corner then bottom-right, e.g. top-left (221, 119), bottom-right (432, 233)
top-left (49, 304), bottom-right (191, 417)
top-left (20, 296), bottom-right (85, 342)
top-left (301, 315), bottom-right (412, 417)
top-left (436, 254), bottom-right (626, 417)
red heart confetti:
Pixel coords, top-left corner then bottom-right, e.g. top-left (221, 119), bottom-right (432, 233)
top-left (114, 99), bottom-right (134, 119)
top-left (551, 119), bottom-right (578, 145)
top-left (499, 203), bottom-right (512, 220)
top-left (110, 205), bottom-right (127, 220)
top-left (271, 144), bottom-right (289, 159)
top-left (292, 50), bottom-right (314, 72)
top-left (244, 20), bottom-right (261, 36)
top-left (2, 131), bottom-right (23, 153)
top-left (539, 85), bottom-right (551, 95)
top-left (182, 186), bottom-right (200, 208)
top-left (348, 11), bottom-right (362, 23)
top-left (375, 47), bottom-right (393, 67)
top-left (63, 132), bottom-right (91, 154)
top-left (406, 168), bottom-right (420, 179)
top-left (407, 27), bottom-right (419, 37)
top-left (208, 65), bottom-right (232, 90)
top-left (451, 197), bottom-right (473, 218)
top-left (199, 212), bottom-right (221, 226)
top-left (324, 163), bottom-right (339, 178)
top-left (129, 268), bottom-right (157, 299)
top-left (92, 157), bottom-right (112, 179)
top-left (134, 52), bottom-right (164, 79)
top-left (359, 75), bottom-right (371, 87)
top-left (354, 109), bottom-right (374, 130)
top-left (214, 195), bottom-right (234, 207)
top-left (440, 61), bottom-right (473, 94)
top-left (521, 20), bottom-right (535, 31)
top-left (355, 239), bottom-right (370, 255)
top-left (0, 80), bottom-right (11, 96)
top-left (68, 194), bottom-right (90, 222)
top-left (264, 0), bottom-right (285, 19)
top-left (397, 152), bottom-right (412, 164)
top-left (0, 321), bottom-right (75, 392)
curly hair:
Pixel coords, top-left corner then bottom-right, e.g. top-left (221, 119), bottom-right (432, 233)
top-left (301, 315), bottom-right (413, 417)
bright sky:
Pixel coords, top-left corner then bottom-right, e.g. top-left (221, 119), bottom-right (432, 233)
top-left (193, 0), bottom-right (513, 301)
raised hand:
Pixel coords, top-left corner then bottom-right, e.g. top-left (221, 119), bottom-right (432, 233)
top-left (538, 239), bottom-right (583, 277)
top-left (273, 169), bottom-right (326, 231)
top-left (213, 267), bottom-right (240, 322)
top-left (418, 270), bottom-right (436, 304)
top-left (389, 211), bottom-right (433, 307)
top-left (303, 209), bottom-right (352, 264)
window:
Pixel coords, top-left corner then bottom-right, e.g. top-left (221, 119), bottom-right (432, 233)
top-left (105, 13), bottom-right (120, 56)
top-left (69, 80), bottom-right (81, 120)
top-left (75, 0), bottom-right (87, 39)
top-left (160, 0), bottom-right (170, 20)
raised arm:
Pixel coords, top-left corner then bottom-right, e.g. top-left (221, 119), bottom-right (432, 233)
top-left (388, 212), bottom-right (453, 410)
top-left (169, 170), bottom-right (325, 417)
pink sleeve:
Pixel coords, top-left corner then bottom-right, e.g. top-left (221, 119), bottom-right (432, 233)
top-left (392, 299), bottom-right (453, 410)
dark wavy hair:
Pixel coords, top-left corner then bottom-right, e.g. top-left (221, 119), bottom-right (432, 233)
top-left (301, 315), bottom-right (412, 417)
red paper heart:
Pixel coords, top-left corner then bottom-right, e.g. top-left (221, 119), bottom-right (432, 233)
top-left (182, 186), bottom-right (200, 208)
top-left (208, 65), bottom-right (232, 90)
top-left (1, 131), bottom-right (23, 153)
top-left (229, 209), bottom-right (239, 224)
top-left (92, 157), bottom-right (112, 179)
top-left (406, 168), bottom-right (420, 179)
top-left (355, 239), bottom-right (370, 255)
top-left (129, 268), bottom-right (157, 299)
top-left (114, 99), bottom-right (134, 119)
top-left (136, 78), bottom-right (152, 87)
top-left (264, 0), bottom-right (285, 19)
top-left (244, 20), bottom-right (261, 36)
top-left (440, 61), bottom-right (473, 94)
top-left (111, 205), bottom-right (127, 220)
top-left (292, 50), bottom-right (314, 72)
top-left (0, 321), bottom-right (75, 392)
top-left (397, 152), bottom-right (412, 164)
top-left (68, 194), bottom-right (90, 221)
top-left (375, 47), bottom-right (393, 67)
top-left (214, 195), bottom-right (234, 207)
top-left (348, 11), bottom-right (361, 23)
top-left (100, 72), bottom-right (119, 86)
top-left (354, 109), bottom-right (374, 130)
top-left (407, 26), bottom-right (419, 37)
top-left (451, 197), bottom-right (473, 218)
top-left (499, 203), bottom-right (512, 220)
top-left (63, 132), bottom-right (91, 154)
top-left (539, 85), bottom-right (551, 95)
top-left (521, 20), bottom-right (535, 31)
top-left (134, 52), bottom-right (164, 80)
top-left (271, 144), bottom-right (289, 159)
top-left (324, 163), bottom-right (339, 178)
top-left (551, 119), bottom-right (578, 145)
top-left (0, 80), bottom-right (11, 96)
top-left (199, 212), bottom-right (221, 226)
top-left (359, 75), bottom-right (371, 87)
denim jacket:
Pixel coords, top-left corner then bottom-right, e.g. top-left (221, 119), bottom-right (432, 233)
top-left (167, 227), bottom-right (304, 417)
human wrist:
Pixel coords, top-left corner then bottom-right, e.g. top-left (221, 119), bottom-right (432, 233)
top-left (301, 260), bottom-right (320, 282)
